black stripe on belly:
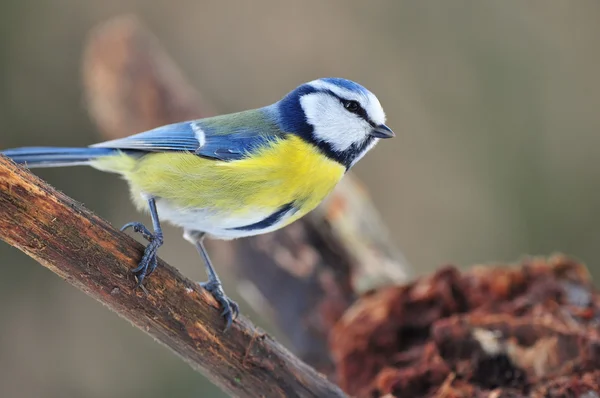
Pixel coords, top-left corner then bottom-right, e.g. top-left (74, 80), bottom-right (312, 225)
top-left (229, 202), bottom-right (295, 231)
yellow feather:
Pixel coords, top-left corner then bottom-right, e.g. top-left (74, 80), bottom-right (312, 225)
top-left (91, 136), bottom-right (345, 226)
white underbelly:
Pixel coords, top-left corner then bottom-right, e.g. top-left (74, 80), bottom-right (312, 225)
top-left (154, 198), bottom-right (294, 239)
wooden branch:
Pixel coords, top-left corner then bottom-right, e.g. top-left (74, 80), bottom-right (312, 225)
top-left (82, 15), bottom-right (411, 375)
top-left (0, 155), bottom-right (346, 398)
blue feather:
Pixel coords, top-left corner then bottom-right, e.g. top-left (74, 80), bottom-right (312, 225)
top-left (1, 147), bottom-right (117, 167)
top-left (320, 77), bottom-right (369, 95)
top-left (92, 110), bottom-right (285, 161)
top-left (92, 122), bottom-right (202, 152)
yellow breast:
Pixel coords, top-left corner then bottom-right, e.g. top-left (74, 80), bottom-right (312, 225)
top-left (95, 135), bottom-right (346, 226)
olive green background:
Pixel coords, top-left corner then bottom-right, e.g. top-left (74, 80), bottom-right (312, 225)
top-left (1, 2), bottom-right (599, 397)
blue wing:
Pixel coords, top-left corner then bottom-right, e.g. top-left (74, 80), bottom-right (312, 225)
top-left (92, 109), bottom-right (284, 161)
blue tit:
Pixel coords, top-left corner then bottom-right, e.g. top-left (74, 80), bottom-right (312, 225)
top-left (2, 77), bottom-right (394, 329)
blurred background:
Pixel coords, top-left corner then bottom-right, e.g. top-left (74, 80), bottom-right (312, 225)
top-left (1, 1), bottom-right (599, 397)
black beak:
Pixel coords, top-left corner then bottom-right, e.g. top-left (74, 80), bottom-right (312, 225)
top-left (370, 124), bottom-right (395, 138)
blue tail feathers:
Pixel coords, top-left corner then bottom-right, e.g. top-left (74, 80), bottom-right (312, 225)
top-left (1, 147), bottom-right (117, 168)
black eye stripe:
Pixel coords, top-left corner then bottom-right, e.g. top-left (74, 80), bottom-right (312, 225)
top-left (341, 99), bottom-right (374, 126)
top-left (321, 90), bottom-right (375, 126)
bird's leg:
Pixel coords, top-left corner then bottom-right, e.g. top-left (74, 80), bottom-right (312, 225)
top-left (184, 230), bottom-right (239, 330)
top-left (121, 197), bottom-right (163, 287)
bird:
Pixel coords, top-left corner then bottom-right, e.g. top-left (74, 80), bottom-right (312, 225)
top-left (1, 77), bottom-right (394, 329)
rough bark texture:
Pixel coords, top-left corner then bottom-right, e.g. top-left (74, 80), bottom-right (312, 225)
top-left (82, 15), bottom-right (410, 375)
top-left (0, 155), bottom-right (346, 398)
top-left (330, 256), bottom-right (600, 397)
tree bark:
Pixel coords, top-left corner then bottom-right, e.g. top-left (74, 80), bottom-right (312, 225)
top-left (0, 155), bottom-right (346, 398)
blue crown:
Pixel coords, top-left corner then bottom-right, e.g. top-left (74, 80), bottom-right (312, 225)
top-left (319, 77), bottom-right (369, 95)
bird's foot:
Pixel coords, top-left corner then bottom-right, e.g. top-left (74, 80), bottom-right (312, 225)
top-left (199, 280), bottom-right (239, 331)
top-left (121, 222), bottom-right (154, 242)
top-left (121, 222), bottom-right (163, 287)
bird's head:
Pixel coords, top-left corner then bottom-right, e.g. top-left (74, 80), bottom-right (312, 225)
top-left (275, 77), bottom-right (394, 169)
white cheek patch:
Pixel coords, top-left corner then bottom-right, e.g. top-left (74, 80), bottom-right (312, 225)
top-left (300, 93), bottom-right (371, 152)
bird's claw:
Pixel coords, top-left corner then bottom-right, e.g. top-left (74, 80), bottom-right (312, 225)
top-left (132, 254), bottom-right (159, 288)
top-left (199, 280), bottom-right (239, 331)
top-left (121, 221), bottom-right (163, 287)
top-left (121, 222), bottom-right (154, 242)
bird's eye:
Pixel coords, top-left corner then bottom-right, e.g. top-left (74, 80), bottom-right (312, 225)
top-left (343, 100), bottom-right (360, 113)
